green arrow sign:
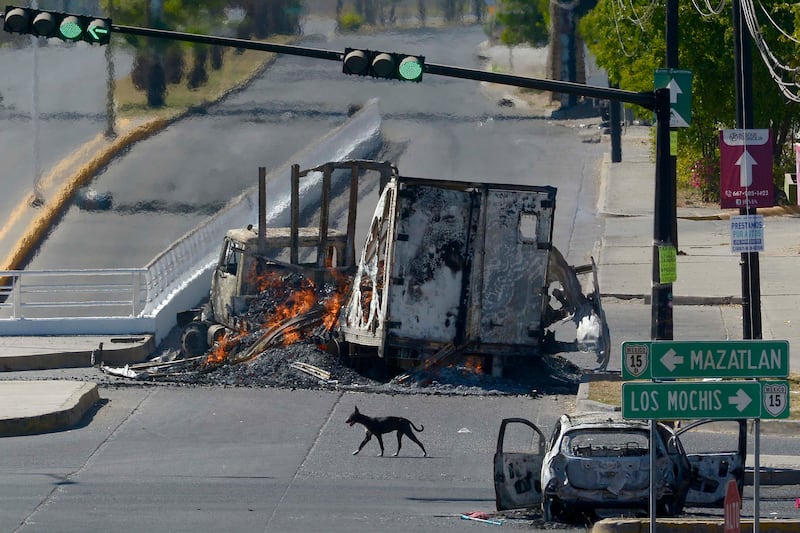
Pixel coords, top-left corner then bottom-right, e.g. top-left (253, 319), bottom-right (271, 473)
top-left (622, 340), bottom-right (790, 380)
top-left (89, 25), bottom-right (108, 41)
top-left (654, 69), bottom-right (692, 127)
top-left (622, 380), bottom-right (789, 420)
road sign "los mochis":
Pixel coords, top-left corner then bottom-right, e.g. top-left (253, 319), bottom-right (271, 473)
top-left (622, 380), bottom-right (790, 420)
top-left (622, 340), bottom-right (789, 380)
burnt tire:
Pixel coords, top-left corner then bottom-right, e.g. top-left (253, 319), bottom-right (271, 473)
top-left (542, 496), bottom-right (560, 522)
top-left (180, 322), bottom-right (209, 357)
top-left (656, 496), bottom-right (681, 517)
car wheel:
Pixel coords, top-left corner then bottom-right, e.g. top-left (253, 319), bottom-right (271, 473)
top-left (180, 322), bottom-right (209, 357)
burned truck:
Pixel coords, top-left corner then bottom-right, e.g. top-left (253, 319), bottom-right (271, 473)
top-left (334, 173), bottom-right (609, 373)
top-left (177, 159), bottom-right (609, 374)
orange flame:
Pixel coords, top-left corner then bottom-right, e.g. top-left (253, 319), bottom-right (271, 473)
top-left (207, 263), bottom-right (353, 364)
top-left (204, 331), bottom-right (238, 367)
top-left (461, 356), bottom-right (485, 374)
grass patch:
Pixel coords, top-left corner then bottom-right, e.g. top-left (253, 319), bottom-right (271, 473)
top-left (114, 38), bottom-right (292, 120)
top-left (588, 373), bottom-right (800, 420)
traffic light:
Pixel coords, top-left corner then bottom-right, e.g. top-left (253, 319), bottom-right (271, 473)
top-left (342, 48), bottom-right (424, 82)
top-left (3, 5), bottom-right (111, 45)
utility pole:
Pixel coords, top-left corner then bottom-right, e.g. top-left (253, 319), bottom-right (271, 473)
top-left (731, 0), bottom-right (761, 342)
top-left (732, 2), bottom-right (763, 531)
top-left (104, 0), bottom-right (116, 138)
top-left (666, 0), bottom-right (679, 251)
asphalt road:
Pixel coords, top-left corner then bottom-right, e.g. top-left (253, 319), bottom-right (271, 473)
top-left (0, 385), bottom-right (588, 533)
top-left (0, 41), bottom-right (133, 262)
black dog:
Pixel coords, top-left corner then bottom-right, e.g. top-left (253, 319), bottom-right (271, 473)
top-left (345, 406), bottom-right (427, 457)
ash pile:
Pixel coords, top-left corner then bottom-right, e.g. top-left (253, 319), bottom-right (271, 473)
top-left (103, 273), bottom-right (583, 396)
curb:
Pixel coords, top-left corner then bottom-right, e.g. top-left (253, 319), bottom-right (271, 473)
top-left (0, 336), bottom-right (154, 372)
top-left (0, 381), bottom-right (99, 437)
top-left (592, 518), bottom-right (800, 533)
top-left (600, 294), bottom-right (743, 306)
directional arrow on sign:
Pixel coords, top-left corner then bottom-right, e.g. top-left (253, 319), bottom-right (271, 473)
top-left (667, 78), bottom-right (682, 104)
top-left (729, 388), bottom-right (752, 412)
top-left (89, 26), bottom-right (109, 41)
top-left (660, 348), bottom-right (683, 372)
top-left (736, 150), bottom-right (756, 187)
top-left (654, 69), bottom-right (693, 127)
top-left (719, 129), bottom-right (774, 208)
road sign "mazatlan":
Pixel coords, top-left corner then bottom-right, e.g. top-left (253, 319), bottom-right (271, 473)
top-left (621, 340), bottom-right (789, 380)
top-left (622, 380), bottom-right (790, 420)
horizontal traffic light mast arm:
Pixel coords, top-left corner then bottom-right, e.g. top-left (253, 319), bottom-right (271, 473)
top-left (110, 23), bottom-right (654, 110)
top-left (111, 23), bottom-right (341, 62)
top-left (425, 63), bottom-right (656, 110)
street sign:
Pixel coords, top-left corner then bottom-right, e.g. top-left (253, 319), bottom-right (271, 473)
top-left (621, 340), bottom-right (789, 380)
top-left (719, 129), bottom-right (774, 209)
top-left (730, 214), bottom-right (764, 253)
top-left (654, 69), bottom-right (692, 127)
top-left (622, 380), bottom-right (790, 420)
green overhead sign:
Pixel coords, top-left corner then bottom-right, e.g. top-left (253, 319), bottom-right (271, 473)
top-left (622, 380), bottom-right (790, 420)
top-left (622, 340), bottom-right (790, 380)
top-left (654, 69), bottom-right (692, 127)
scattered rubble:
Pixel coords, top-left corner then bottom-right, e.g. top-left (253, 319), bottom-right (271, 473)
top-left (102, 337), bottom-right (583, 397)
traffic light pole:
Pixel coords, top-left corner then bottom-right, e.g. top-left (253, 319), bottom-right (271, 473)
top-left (652, 88), bottom-right (674, 342)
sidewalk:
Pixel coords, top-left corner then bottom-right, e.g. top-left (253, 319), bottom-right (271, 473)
top-left (0, 334), bottom-right (152, 436)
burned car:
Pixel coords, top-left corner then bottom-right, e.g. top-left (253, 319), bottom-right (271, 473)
top-left (494, 413), bottom-right (747, 523)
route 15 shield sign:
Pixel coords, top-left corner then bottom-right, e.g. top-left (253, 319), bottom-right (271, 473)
top-left (763, 382), bottom-right (789, 418)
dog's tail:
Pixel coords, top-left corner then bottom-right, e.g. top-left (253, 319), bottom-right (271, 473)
top-left (411, 422), bottom-right (424, 432)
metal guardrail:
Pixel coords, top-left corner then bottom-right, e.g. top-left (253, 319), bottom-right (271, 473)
top-left (0, 269), bottom-right (148, 319)
top-left (0, 100), bottom-right (383, 341)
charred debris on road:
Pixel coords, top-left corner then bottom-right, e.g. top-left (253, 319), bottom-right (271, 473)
top-left (102, 159), bottom-right (606, 396)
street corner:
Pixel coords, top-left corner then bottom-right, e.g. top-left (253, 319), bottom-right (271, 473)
top-left (0, 381), bottom-right (99, 437)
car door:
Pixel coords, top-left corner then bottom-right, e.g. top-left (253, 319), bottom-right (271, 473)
top-left (677, 419), bottom-right (747, 507)
top-left (494, 418), bottom-right (547, 511)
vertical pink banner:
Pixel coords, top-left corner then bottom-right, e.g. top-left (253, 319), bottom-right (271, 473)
top-left (795, 143), bottom-right (800, 178)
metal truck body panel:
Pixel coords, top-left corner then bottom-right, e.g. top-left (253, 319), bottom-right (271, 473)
top-left (339, 176), bottom-right (558, 361)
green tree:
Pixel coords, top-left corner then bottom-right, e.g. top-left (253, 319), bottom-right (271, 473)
top-left (495, 0), bottom-right (550, 47)
top-left (103, 0), bottom-right (231, 106)
top-left (232, 0), bottom-right (303, 39)
top-left (581, 1), bottom-right (800, 200)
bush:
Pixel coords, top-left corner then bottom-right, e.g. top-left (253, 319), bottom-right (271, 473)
top-left (338, 11), bottom-right (364, 32)
top-left (688, 156), bottom-right (721, 203)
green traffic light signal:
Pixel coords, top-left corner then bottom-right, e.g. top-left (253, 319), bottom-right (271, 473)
top-left (2, 5), bottom-right (111, 45)
top-left (398, 55), bottom-right (423, 82)
top-left (342, 48), bottom-right (424, 82)
top-left (86, 19), bottom-right (110, 44)
top-left (59, 15), bottom-right (83, 40)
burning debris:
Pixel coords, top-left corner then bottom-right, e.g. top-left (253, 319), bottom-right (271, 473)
top-left (201, 269), bottom-right (350, 369)
top-left (101, 263), bottom-right (583, 395)
top-left (102, 333), bottom-right (583, 397)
